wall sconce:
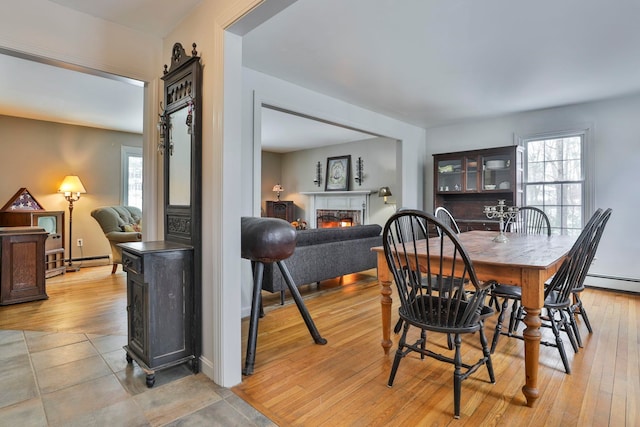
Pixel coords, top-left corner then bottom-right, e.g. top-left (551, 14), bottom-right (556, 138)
top-left (354, 157), bottom-right (364, 186)
top-left (378, 186), bottom-right (393, 204)
top-left (313, 161), bottom-right (322, 187)
top-left (273, 184), bottom-right (284, 201)
top-left (58, 175), bottom-right (87, 272)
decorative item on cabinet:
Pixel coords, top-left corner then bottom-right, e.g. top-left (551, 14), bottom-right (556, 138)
top-left (354, 156), bottom-right (364, 186)
top-left (0, 188), bottom-right (66, 278)
top-left (272, 183), bottom-right (284, 201)
top-left (313, 161), bottom-right (322, 187)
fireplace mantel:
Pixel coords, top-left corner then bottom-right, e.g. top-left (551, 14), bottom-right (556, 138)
top-left (301, 190), bottom-right (376, 228)
top-left (300, 190), bottom-right (374, 196)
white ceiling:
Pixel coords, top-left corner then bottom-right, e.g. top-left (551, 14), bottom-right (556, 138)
top-left (3, 0), bottom-right (640, 148)
top-left (0, 53), bottom-right (144, 134)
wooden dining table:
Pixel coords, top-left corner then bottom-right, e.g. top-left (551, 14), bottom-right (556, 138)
top-left (372, 230), bottom-right (576, 408)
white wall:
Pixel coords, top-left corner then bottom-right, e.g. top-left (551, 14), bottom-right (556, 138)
top-left (425, 93), bottom-right (640, 292)
top-left (267, 137), bottom-right (398, 226)
top-left (0, 0), bottom-right (164, 241)
top-left (242, 67), bottom-right (427, 318)
top-left (0, 115), bottom-right (142, 263)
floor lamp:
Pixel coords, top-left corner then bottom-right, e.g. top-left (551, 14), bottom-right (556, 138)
top-left (58, 175), bottom-right (86, 272)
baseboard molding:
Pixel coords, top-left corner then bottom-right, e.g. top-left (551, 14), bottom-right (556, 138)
top-left (199, 355), bottom-right (215, 382)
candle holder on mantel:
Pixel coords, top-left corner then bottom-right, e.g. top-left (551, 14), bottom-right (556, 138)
top-left (483, 199), bottom-right (519, 243)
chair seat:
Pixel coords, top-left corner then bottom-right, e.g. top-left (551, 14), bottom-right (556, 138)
top-left (492, 284), bottom-right (521, 298)
top-left (400, 295), bottom-right (493, 334)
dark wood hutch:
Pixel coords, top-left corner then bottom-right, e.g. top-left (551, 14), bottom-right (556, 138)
top-left (119, 42), bottom-right (202, 387)
top-left (433, 145), bottom-right (524, 231)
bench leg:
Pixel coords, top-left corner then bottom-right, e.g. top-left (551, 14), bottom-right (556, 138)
top-left (243, 261), bottom-right (264, 376)
top-left (276, 260), bottom-right (327, 345)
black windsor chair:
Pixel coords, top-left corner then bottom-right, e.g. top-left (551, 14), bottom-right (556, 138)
top-left (489, 208), bottom-right (610, 374)
top-left (383, 210), bottom-right (496, 419)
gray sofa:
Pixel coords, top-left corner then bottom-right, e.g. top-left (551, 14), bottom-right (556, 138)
top-left (261, 224), bottom-right (382, 300)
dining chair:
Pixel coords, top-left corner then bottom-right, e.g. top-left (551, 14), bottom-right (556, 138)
top-left (489, 206), bottom-right (552, 335)
top-left (393, 207), bottom-right (465, 340)
top-left (568, 208), bottom-right (612, 346)
top-left (489, 209), bottom-right (608, 374)
top-left (383, 210), bottom-right (496, 419)
top-left (504, 206), bottom-right (551, 235)
top-left (434, 206), bottom-right (461, 234)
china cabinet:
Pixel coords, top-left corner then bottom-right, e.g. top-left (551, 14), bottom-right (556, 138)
top-left (433, 145), bottom-right (524, 230)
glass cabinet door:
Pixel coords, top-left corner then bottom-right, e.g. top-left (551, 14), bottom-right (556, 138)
top-left (437, 158), bottom-right (462, 192)
top-left (482, 154), bottom-right (512, 191)
top-left (465, 156), bottom-right (478, 191)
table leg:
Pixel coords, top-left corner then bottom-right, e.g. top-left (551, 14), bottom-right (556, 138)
top-left (520, 269), bottom-right (545, 408)
top-left (377, 252), bottom-right (393, 354)
top-left (521, 306), bottom-right (542, 407)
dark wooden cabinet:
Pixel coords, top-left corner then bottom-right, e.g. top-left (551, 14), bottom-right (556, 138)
top-left (120, 241), bottom-right (196, 387)
top-left (266, 201), bottom-right (295, 222)
top-left (0, 227), bottom-right (48, 305)
top-left (118, 42), bottom-right (203, 388)
top-left (434, 145), bottom-right (524, 225)
top-left (0, 210), bottom-right (65, 278)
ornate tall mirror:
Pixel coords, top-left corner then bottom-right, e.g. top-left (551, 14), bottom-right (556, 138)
top-left (160, 42), bottom-right (202, 362)
top-left (161, 42), bottom-right (202, 248)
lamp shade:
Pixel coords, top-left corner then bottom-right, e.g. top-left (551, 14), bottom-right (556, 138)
top-left (272, 184), bottom-right (284, 193)
top-left (58, 175), bottom-right (87, 194)
top-left (378, 186), bottom-right (392, 197)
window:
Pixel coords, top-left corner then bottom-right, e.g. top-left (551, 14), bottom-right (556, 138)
top-left (523, 132), bottom-right (587, 236)
top-left (121, 146), bottom-right (143, 209)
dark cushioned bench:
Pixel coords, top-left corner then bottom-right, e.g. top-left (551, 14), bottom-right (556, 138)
top-left (261, 224), bottom-right (382, 298)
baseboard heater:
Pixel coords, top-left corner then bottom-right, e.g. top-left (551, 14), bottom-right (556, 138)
top-left (586, 273), bottom-right (640, 294)
top-left (69, 255), bottom-right (110, 263)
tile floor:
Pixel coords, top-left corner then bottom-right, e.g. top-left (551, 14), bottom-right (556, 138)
top-left (0, 330), bottom-right (275, 426)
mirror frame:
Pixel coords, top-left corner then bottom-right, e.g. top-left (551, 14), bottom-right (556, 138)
top-left (161, 43), bottom-right (202, 360)
top-left (161, 42), bottom-right (202, 249)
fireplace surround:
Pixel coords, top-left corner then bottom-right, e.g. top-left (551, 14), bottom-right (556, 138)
top-left (300, 191), bottom-right (374, 229)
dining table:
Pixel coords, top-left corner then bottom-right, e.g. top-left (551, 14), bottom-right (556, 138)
top-left (372, 230), bottom-right (576, 408)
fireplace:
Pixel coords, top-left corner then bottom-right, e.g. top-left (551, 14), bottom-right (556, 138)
top-left (301, 190), bottom-right (373, 229)
top-left (316, 209), bottom-right (360, 228)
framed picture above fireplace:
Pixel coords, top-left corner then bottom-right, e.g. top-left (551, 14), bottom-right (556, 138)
top-left (325, 155), bottom-right (351, 191)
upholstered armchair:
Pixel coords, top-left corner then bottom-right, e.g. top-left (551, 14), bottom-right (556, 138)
top-left (91, 206), bottom-right (142, 273)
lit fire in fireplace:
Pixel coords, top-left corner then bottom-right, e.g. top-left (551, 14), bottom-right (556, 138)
top-left (316, 210), bottom-right (359, 228)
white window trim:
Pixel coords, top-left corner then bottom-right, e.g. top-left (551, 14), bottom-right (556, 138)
top-left (121, 145), bottom-right (143, 207)
top-left (514, 124), bottom-right (595, 227)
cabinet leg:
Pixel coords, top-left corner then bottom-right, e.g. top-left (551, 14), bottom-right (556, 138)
top-left (126, 353), bottom-right (132, 364)
top-left (146, 373), bottom-right (155, 388)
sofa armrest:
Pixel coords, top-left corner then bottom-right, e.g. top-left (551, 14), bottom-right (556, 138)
top-left (105, 231), bottom-right (142, 243)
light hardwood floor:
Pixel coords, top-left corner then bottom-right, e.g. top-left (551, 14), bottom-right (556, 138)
top-left (1, 266), bottom-right (638, 426)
